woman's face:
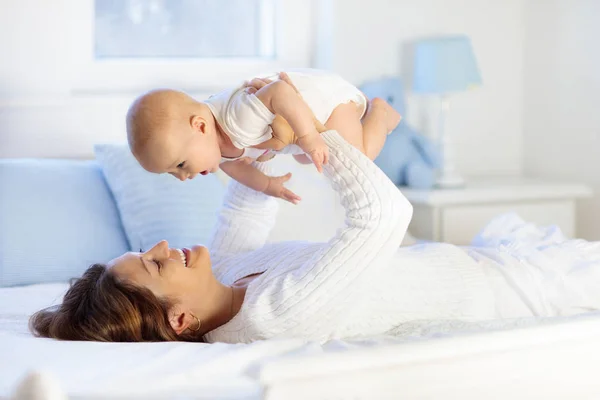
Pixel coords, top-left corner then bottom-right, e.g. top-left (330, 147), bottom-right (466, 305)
top-left (108, 241), bottom-right (212, 316)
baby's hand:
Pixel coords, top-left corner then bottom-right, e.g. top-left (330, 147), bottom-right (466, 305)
top-left (263, 173), bottom-right (301, 205)
top-left (296, 133), bottom-right (329, 173)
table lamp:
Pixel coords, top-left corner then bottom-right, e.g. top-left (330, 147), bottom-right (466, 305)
top-left (410, 35), bottom-right (482, 188)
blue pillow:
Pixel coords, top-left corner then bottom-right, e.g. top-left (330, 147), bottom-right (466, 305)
top-left (0, 159), bottom-right (129, 287)
top-left (94, 144), bottom-right (225, 252)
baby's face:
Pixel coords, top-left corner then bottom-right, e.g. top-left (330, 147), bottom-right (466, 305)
top-left (139, 124), bottom-right (222, 181)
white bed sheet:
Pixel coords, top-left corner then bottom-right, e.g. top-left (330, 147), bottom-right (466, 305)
top-left (3, 283), bottom-right (600, 399)
top-left (0, 283), bottom-right (295, 399)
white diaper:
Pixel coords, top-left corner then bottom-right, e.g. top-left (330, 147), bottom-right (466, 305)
top-left (267, 69), bottom-right (368, 124)
top-left (206, 68), bottom-right (368, 164)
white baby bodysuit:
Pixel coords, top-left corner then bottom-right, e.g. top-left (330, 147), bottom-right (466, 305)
top-left (204, 68), bottom-right (367, 163)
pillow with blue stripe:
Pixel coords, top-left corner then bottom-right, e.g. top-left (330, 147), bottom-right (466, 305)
top-left (94, 144), bottom-right (225, 253)
top-left (0, 159), bottom-right (129, 287)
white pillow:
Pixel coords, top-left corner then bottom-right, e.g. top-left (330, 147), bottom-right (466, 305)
top-left (94, 144), bottom-right (225, 251)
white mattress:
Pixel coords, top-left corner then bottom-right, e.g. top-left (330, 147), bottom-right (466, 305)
top-left (0, 283), bottom-right (280, 399)
top-left (4, 284), bottom-right (600, 399)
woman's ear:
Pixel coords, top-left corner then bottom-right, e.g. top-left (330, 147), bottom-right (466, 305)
top-left (169, 310), bottom-right (194, 335)
top-left (190, 116), bottom-right (206, 134)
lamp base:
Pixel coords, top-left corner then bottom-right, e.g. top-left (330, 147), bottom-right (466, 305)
top-left (435, 173), bottom-right (465, 189)
top-left (434, 96), bottom-right (465, 190)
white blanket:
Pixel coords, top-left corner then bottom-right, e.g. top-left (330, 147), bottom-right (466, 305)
top-left (3, 212), bottom-right (600, 398)
top-left (2, 282), bottom-right (596, 399)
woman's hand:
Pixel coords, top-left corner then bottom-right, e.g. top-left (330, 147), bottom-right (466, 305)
top-left (243, 76), bottom-right (272, 94)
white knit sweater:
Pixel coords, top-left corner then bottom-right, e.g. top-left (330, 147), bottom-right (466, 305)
top-left (204, 131), bottom-right (496, 344)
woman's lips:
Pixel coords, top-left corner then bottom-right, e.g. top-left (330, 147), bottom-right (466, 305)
top-left (182, 248), bottom-right (191, 267)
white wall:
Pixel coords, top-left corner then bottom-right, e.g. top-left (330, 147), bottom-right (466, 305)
top-left (330, 0), bottom-right (526, 177)
top-left (0, 0), bottom-right (526, 180)
top-left (0, 0), bottom-right (140, 159)
top-left (0, 0), bottom-right (312, 158)
top-left (523, 0), bottom-right (600, 240)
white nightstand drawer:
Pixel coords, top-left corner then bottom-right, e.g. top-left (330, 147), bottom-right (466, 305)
top-left (441, 200), bottom-right (575, 245)
top-left (402, 179), bottom-right (592, 245)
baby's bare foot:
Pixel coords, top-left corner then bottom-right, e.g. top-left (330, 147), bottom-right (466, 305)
top-left (369, 98), bottom-right (402, 134)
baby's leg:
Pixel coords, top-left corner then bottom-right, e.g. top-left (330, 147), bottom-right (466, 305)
top-left (360, 98), bottom-right (401, 160)
top-left (268, 102), bottom-right (395, 164)
top-left (325, 98), bottom-right (400, 162)
top-left (324, 102), bottom-right (368, 158)
top-left (292, 103), bottom-right (365, 163)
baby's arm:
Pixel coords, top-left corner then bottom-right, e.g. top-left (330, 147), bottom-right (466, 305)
top-left (220, 161), bottom-right (301, 205)
top-left (254, 78), bottom-right (329, 172)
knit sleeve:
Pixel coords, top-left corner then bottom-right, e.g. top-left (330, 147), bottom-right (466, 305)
top-left (208, 161), bottom-right (279, 259)
top-left (244, 130), bottom-right (414, 341)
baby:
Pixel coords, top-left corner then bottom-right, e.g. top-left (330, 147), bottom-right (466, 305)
top-left (126, 69), bottom-right (400, 203)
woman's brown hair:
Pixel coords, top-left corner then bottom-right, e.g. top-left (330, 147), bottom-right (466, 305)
top-left (29, 264), bottom-right (202, 342)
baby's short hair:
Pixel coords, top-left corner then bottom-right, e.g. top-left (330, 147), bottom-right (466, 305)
top-left (126, 89), bottom-right (193, 154)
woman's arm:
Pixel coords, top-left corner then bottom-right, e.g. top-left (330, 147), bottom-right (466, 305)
top-left (208, 161), bottom-right (279, 259)
top-left (246, 130), bottom-right (413, 341)
top-left (209, 81), bottom-right (318, 258)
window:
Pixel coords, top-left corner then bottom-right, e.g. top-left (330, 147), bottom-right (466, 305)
top-left (94, 0), bottom-right (275, 59)
top-left (70, 0), bottom-right (323, 93)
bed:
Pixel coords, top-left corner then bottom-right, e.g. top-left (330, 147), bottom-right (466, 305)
top-left (2, 147), bottom-right (600, 399)
top-left (4, 282), bottom-right (600, 399)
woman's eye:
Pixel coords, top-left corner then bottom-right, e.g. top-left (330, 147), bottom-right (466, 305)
top-left (177, 162), bottom-right (186, 169)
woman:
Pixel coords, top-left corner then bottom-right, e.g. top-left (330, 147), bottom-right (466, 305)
top-left (31, 99), bottom-right (600, 345)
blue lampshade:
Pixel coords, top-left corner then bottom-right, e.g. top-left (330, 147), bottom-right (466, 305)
top-left (410, 35), bottom-right (482, 94)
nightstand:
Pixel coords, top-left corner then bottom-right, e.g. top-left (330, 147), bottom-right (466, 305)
top-left (400, 178), bottom-right (593, 245)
